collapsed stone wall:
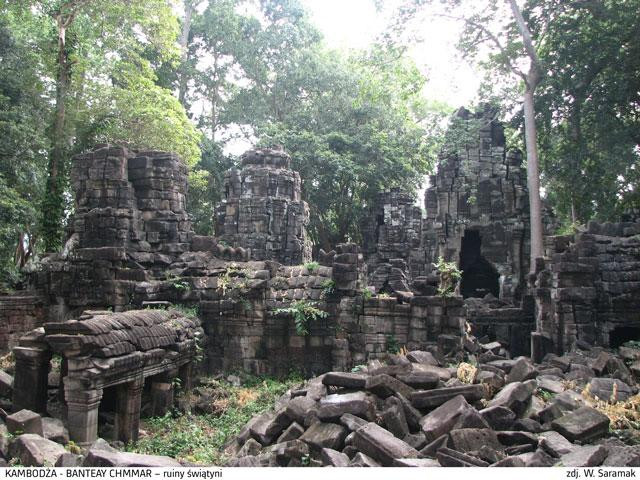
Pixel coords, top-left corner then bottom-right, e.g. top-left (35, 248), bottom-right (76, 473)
top-left (190, 243), bottom-right (464, 377)
top-left (423, 110), bottom-right (530, 302)
top-left (22, 145), bottom-right (466, 375)
top-left (215, 148), bottom-right (311, 265)
top-left (362, 189), bottom-right (426, 291)
top-left (0, 293), bottom-right (46, 350)
top-left (31, 145), bottom-right (193, 315)
top-left (363, 109), bottom-right (532, 304)
top-left (534, 220), bottom-right (640, 355)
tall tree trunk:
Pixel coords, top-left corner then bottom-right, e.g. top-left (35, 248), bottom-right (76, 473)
top-left (210, 52), bottom-right (219, 141)
top-left (42, 14), bottom-right (72, 252)
top-left (523, 86), bottom-right (544, 271)
top-left (508, 0), bottom-right (545, 272)
top-left (178, 0), bottom-right (197, 107)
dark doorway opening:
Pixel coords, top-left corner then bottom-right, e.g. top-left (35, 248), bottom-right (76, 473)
top-left (459, 230), bottom-right (500, 298)
top-left (98, 385), bottom-right (118, 440)
top-left (609, 326), bottom-right (640, 349)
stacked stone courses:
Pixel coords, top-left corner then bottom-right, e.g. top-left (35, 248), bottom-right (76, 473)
top-left (215, 148), bottom-right (310, 265)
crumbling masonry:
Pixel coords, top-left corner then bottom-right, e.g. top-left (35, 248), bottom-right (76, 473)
top-left (2, 112), bottom-right (640, 447)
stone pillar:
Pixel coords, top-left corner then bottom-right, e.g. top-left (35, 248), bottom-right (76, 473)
top-left (178, 362), bottom-right (193, 392)
top-left (150, 373), bottom-right (175, 417)
top-left (64, 379), bottom-right (103, 446)
top-left (58, 357), bottom-right (68, 404)
top-left (12, 346), bottom-right (52, 414)
top-left (115, 377), bottom-right (143, 444)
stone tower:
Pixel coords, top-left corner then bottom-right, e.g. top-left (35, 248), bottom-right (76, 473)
top-left (215, 148), bottom-right (310, 265)
top-left (423, 108), bottom-right (531, 301)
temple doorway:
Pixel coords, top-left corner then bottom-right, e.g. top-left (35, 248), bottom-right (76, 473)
top-left (459, 229), bottom-right (500, 298)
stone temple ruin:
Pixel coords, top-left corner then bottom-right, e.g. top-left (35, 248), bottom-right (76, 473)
top-left (1, 109), bottom-right (640, 458)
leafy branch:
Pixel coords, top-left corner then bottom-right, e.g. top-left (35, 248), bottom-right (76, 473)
top-left (272, 300), bottom-right (329, 336)
top-left (434, 257), bottom-right (462, 297)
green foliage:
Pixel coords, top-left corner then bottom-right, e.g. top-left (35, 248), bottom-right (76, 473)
top-left (171, 304), bottom-right (199, 319)
top-left (1, 0), bottom-right (197, 254)
top-left (187, 140), bottom-right (236, 235)
top-left (217, 265), bottom-right (251, 301)
top-left (555, 220), bottom-right (581, 236)
top-left (304, 261), bottom-right (319, 273)
top-left (0, 177), bottom-right (36, 290)
top-left (434, 257), bottom-right (462, 298)
top-left (361, 288), bottom-right (374, 300)
top-left (257, 45), bottom-right (434, 249)
top-left (536, 388), bottom-right (555, 403)
top-left (272, 300), bottom-right (329, 336)
top-left (527, 0), bottom-right (640, 224)
top-left (128, 374), bottom-right (303, 465)
top-left (386, 334), bottom-right (400, 354)
top-left (0, 14), bottom-right (48, 283)
top-left (166, 275), bottom-right (191, 292)
top-left (84, 79), bottom-right (202, 168)
top-left (321, 279), bottom-right (335, 298)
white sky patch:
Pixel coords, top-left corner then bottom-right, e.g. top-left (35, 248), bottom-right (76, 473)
top-left (300, 0), bottom-right (482, 107)
top-left (217, 1), bottom-right (485, 166)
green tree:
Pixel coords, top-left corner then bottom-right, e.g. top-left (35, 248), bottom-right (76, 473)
top-left (4, 0), bottom-right (199, 252)
top-left (0, 15), bottom-right (49, 288)
top-left (257, 46), bottom-right (433, 249)
top-left (176, 0), bottom-right (322, 233)
top-left (533, 0), bottom-right (640, 224)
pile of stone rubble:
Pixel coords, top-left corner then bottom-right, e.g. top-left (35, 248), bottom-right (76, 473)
top-left (226, 344), bottom-right (640, 467)
top-left (0, 408), bottom-right (182, 467)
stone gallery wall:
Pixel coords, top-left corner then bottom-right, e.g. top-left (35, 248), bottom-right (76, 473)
top-left (215, 148), bottom-right (311, 265)
top-left (534, 220), bottom-right (640, 354)
top-left (12, 309), bottom-right (201, 445)
top-left (195, 243), bottom-right (464, 377)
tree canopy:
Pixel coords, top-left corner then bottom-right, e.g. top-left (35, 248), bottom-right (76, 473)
top-left (0, 0), bottom-right (638, 288)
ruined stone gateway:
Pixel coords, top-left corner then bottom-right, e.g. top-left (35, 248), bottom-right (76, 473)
top-left (2, 111), bottom-right (640, 465)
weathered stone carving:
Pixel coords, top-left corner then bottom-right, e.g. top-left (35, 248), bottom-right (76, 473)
top-left (364, 108), bottom-right (532, 302)
top-left (215, 148), bottom-right (311, 265)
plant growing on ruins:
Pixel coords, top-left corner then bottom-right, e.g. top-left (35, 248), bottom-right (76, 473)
top-left (272, 300), bottom-right (329, 336)
top-left (386, 334), bottom-right (401, 354)
top-left (321, 279), bottom-right (335, 298)
top-left (623, 340), bottom-right (640, 350)
top-left (171, 304), bottom-right (199, 319)
top-left (65, 441), bottom-right (82, 455)
top-left (361, 288), bottom-right (373, 300)
top-left (434, 257), bottom-right (462, 298)
top-left (217, 265), bottom-right (250, 301)
top-left (536, 388), bottom-right (555, 403)
top-left (167, 275), bottom-right (190, 292)
top-left (304, 261), bottom-right (320, 273)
